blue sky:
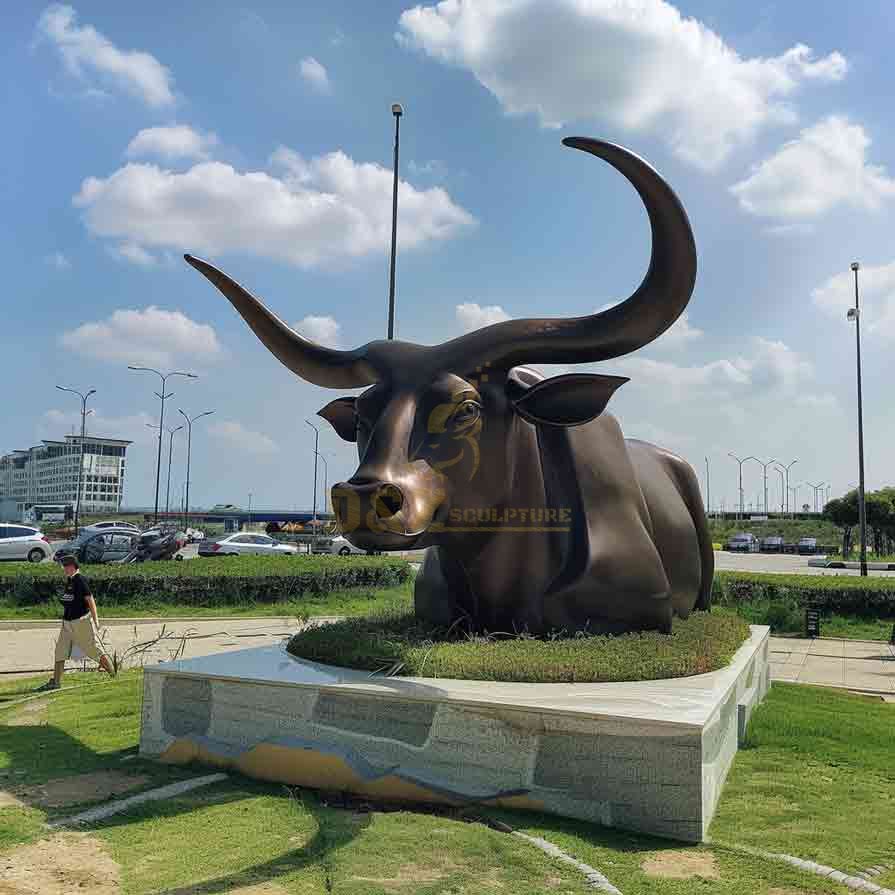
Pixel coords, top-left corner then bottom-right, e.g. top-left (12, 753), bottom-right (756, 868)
top-left (3, 1), bottom-right (894, 513)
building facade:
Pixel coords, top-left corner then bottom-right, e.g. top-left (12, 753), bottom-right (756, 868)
top-left (0, 435), bottom-right (131, 520)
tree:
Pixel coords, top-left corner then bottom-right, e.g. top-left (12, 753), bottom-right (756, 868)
top-left (823, 491), bottom-right (858, 557)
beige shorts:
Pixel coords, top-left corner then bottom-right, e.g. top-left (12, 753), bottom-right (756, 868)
top-left (55, 615), bottom-right (107, 663)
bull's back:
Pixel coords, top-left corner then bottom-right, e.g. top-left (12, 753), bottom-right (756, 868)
top-left (625, 439), bottom-right (712, 616)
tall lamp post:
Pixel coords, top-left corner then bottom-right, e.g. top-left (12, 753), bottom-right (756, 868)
top-left (775, 459), bottom-right (799, 518)
top-left (387, 102), bottom-right (403, 340)
top-left (178, 409), bottom-right (214, 531)
top-left (128, 366), bottom-right (196, 522)
top-left (55, 385), bottom-right (95, 535)
top-left (775, 467), bottom-right (785, 514)
top-left (728, 452), bottom-right (753, 520)
top-left (704, 456), bottom-right (711, 517)
top-left (746, 456), bottom-right (777, 515)
top-left (848, 261), bottom-right (869, 577)
top-left (806, 481), bottom-right (826, 514)
top-left (305, 419), bottom-right (320, 549)
top-left (316, 453), bottom-right (329, 515)
top-left (146, 423), bottom-right (183, 517)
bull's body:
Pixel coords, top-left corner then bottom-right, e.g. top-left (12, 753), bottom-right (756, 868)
top-left (415, 379), bottom-right (712, 634)
top-left (186, 136), bottom-right (713, 636)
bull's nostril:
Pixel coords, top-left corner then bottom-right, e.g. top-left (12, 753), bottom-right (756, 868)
top-left (374, 484), bottom-right (404, 519)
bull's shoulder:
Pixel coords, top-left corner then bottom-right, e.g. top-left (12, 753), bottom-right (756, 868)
top-left (625, 438), bottom-right (699, 490)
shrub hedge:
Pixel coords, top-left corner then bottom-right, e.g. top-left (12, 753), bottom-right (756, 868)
top-left (286, 609), bottom-right (751, 683)
top-left (712, 570), bottom-right (895, 615)
top-left (0, 555), bottom-right (411, 608)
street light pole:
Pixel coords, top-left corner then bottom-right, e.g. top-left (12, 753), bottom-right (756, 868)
top-left (317, 453), bottom-right (329, 515)
top-left (728, 453), bottom-right (753, 520)
top-left (128, 367), bottom-right (197, 522)
top-left (55, 385), bottom-right (96, 535)
top-left (704, 456), bottom-right (710, 516)
top-left (775, 459), bottom-right (798, 518)
top-left (177, 409), bottom-right (214, 531)
top-left (775, 467), bottom-right (785, 514)
top-left (146, 424), bottom-right (183, 517)
top-left (387, 102), bottom-right (403, 340)
top-left (305, 419), bottom-right (320, 549)
top-left (746, 457), bottom-right (777, 515)
top-left (806, 481), bottom-right (825, 514)
top-left (849, 262), bottom-right (869, 577)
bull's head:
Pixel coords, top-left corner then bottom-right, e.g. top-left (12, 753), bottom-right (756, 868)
top-left (185, 138), bottom-right (696, 550)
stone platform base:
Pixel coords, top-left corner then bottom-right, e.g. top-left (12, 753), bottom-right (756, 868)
top-left (139, 625), bottom-right (770, 842)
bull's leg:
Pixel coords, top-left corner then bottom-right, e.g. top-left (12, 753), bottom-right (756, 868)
top-left (414, 546), bottom-right (466, 627)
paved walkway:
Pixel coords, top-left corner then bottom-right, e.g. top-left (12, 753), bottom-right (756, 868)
top-left (770, 636), bottom-right (895, 694)
top-left (1, 619), bottom-right (892, 694)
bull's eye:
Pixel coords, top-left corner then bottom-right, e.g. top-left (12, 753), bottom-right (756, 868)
top-left (451, 400), bottom-right (481, 429)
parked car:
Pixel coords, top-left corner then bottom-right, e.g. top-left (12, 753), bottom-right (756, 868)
top-left (198, 533), bottom-right (298, 557)
top-left (116, 528), bottom-right (187, 562)
top-left (797, 536), bottom-right (818, 555)
top-left (211, 504), bottom-right (242, 512)
top-left (82, 520), bottom-right (140, 533)
top-left (760, 536), bottom-right (784, 553)
top-left (54, 527), bottom-right (141, 564)
top-left (726, 532), bottom-right (759, 553)
top-left (313, 535), bottom-right (378, 556)
top-left (0, 525), bottom-right (52, 563)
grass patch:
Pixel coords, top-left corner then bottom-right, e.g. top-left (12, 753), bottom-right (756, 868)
top-left (3, 670), bottom-right (894, 892)
top-left (0, 582), bottom-right (414, 620)
top-left (286, 609), bottom-right (751, 682)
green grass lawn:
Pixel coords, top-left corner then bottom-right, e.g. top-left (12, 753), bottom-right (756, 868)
top-left (3, 670), bottom-right (893, 893)
top-left (0, 582), bottom-right (414, 621)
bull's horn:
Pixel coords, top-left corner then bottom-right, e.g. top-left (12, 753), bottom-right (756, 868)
top-left (184, 255), bottom-right (379, 389)
top-left (431, 137), bottom-right (697, 370)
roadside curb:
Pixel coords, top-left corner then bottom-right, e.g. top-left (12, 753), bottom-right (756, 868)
top-left (0, 615), bottom-right (317, 631)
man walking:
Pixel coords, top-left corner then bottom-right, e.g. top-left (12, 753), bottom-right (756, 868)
top-left (36, 556), bottom-right (116, 691)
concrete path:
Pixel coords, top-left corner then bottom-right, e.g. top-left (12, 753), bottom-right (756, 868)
top-left (2, 614), bottom-right (892, 696)
top-left (0, 617), bottom-right (308, 675)
top-left (771, 636), bottom-right (895, 694)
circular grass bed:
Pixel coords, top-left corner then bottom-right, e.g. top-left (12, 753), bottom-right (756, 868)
top-left (286, 609), bottom-right (751, 683)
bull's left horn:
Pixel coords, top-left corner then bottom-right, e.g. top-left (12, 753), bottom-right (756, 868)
top-left (430, 138), bottom-right (697, 370)
top-left (184, 255), bottom-right (378, 389)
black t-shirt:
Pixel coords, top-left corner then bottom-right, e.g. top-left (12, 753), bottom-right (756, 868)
top-left (61, 572), bottom-right (91, 621)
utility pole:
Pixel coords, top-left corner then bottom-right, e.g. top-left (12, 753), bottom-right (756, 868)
top-left (387, 103), bottom-right (403, 340)
top-left (305, 419), bottom-right (320, 551)
top-left (55, 386), bottom-right (95, 535)
top-left (129, 366), bottom-right (197, 522)
top-left (849, 262), bottom-right (868, 577)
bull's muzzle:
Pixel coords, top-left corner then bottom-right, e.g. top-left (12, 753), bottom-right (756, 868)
top-left (332, 480), bottom-right (417, 548)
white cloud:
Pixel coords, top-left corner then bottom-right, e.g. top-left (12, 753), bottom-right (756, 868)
top-left (41, 408), bottom-right (156, 444)
top-left (812, 261), bottom-right (895, 339)
top-left (45, 251), bottom-right (71, 269)
top-left (208, 420), bottom-right (279, 455)
top-left (108, 241), bottom-right (158, 267)
top-left (652, 311), bottom-right (703, 351)
top-left (60, 306), bottom-right (223, 368)
top-left (125, 125), bottom-right (218, 162)
top-left (731, 116), bottom-right (895, 220)
top-left (36, 4), bottom-right (175, 107)
top-left (74, 145), bottom-right (475, 269)
top-left (397, 0), bottom-right (846, 169)
top-left (299, 56), bottom-right (331, 93)
top-left (294, 315), bottom-right (341, 347)
top-left (456, 301), bottom-right (511, 332)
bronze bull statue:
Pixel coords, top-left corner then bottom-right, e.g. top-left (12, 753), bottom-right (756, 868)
top-left (185, 137), bottom-right (713, 635)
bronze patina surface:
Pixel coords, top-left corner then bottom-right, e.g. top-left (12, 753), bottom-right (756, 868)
top-left (185, 137), bottom-right (712, 634)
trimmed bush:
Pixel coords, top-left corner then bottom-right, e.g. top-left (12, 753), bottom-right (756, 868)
top-left (712, 571), bottom-right (895, 616)
top-left (286, 609), bottom-right (751, 683)
top-left (0, 555), bottom-right (411, 608)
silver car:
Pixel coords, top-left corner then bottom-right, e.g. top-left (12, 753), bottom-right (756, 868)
top-left (0, 525), bottom-right (52, 563)
top-left (198, 533), bottom-right (298, 557)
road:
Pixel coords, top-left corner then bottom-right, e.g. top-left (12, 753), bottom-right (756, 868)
top-left (713, 550), bottom-right (895, 576)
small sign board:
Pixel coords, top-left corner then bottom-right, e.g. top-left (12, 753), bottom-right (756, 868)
top-left (805, 606), bottom-right (821, 639)
top-left (889, 623), bottom-right (895, 646)
top-left (749, 515), bottom-right (769, 521)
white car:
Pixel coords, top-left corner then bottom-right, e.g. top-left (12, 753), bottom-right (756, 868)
top-left (0, 524), bottom-right (52, 563)
top-left (315, 535), bottom-right (374, 556)
top-left (199, 533), bottom-right (298, 557)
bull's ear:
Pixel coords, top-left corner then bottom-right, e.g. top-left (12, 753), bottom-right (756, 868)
top-left (318, 397), bottom-right (357, 442)
top-left (511, 373), bottom-right (629, 427)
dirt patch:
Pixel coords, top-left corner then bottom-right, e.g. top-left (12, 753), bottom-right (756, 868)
top-left (641, 849), bottom-right (720, 880)
top-left (0, 832), bottom-right (120, 895)
top-left (351, 862), bottom-right (454, 891)
top-left (178, 885), bottom-right (288, 895)
top-left (10, 770), bottom-right (150, 809)
top-left (0, 792), bottom-right (24, 809)
top-left (5, 702), bottom-right (47, 727)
